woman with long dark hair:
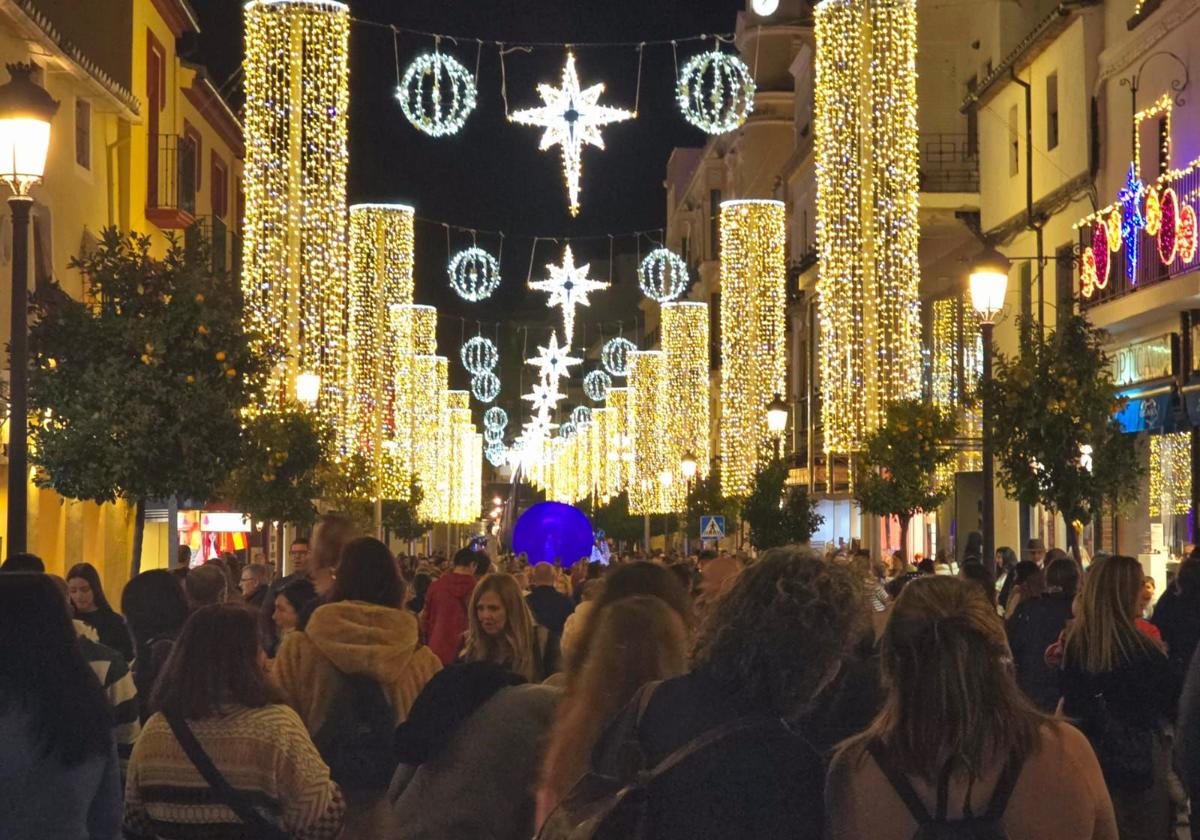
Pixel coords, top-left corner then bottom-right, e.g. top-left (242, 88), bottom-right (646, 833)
top-left (0, 574), bottom-right (121, 838)
top-left (67, 561), bottom-right (133, 661)
top-left (121, 569), bottom-right (190, 721)
top-left (1061, 555), bottom-right (1179, 839)
top-left (827, 575), bottom-right (1116, 838)
top-left (462, 573), bottom-right (560, 681)
top-left (124, 604), bottom-right (344, 839)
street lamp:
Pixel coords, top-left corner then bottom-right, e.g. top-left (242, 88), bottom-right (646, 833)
top-left (767, 393), bottom-right (788, 459)
top-left (969, 244), bottom-right (1010, 578)
top-left (0, 62), bottom-right (57, 556)
top-left (295, 371), bottom-right (320, 406)
top-left (680, 451), bottom-right (697, 555)
top-left (658, 469), bottom-right (673, 555)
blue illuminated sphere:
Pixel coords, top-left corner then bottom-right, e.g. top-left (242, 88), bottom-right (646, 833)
top-left (512, 502), bottom-right (595, 569)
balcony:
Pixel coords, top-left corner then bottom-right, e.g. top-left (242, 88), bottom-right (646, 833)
top-left (147, 134), bottom-right (197, 230)
top-left (919, 133), bottom-right (979, 194)
top-left (185, 216), bottom-right (240, 277)
top-left (1079, 166), bottom-right (1200, 310)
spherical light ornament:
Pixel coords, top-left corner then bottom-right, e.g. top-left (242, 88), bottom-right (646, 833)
top-left (396, 53), bottom-right (477, 138)
top-left (448, 247), bottom-right (502, 302)
top-left (583, 369), bottom-right (612, 402)
top-left (484, 425), bottom-right (505, 444)
top-left (471, 370), bottom-right (501, 403)
top-left (484, 406), bottom-right (508, 431)
top-left (601, 337), bottom-right (637, 377)
top-left (638, 248), bottom-right (690, 302)
top-left (559, 421), bottom-right (577, 440)
top-left (570, 405), bottom-right (592, 428)
top-left (460, 335), bottom-right (498, 375)
top-left (752, 0), bottom-right (779, 14)
top-left (512, 501), bottom-right (595, 568)
top-left (676, 51), bottom-right (756, 135)
top-left (485, 441), bottom-right (507, 466)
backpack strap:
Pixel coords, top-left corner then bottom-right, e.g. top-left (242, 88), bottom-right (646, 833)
top-left (866, 741), bottom-right (934, 825)
top-left (163, 711), bottom-right (289, 840)
top-left (642, 715), bottom-right (785, 783)
top-left (982, 753), bottom-right (1025, 821)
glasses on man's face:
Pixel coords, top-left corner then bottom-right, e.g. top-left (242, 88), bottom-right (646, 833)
top-left (290, 549), bottom-right (308, 557)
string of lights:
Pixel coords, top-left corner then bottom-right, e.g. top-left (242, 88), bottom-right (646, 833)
top-left (662, 301), bottom-right (710, 508)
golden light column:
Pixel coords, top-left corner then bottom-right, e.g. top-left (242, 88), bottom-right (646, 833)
top-left (662, 301), bottom-right (710, 509)
top-left (629, 350), bottom-right (668, 514)
top-left (243, 0), bottom-right (350, 430)
top-left (346, 204), bottom-right (415, 474)
top-left (815, 0), bottom-right (921, 453)
top-left (607, 387), bottom-right (632, 495)
top-left (719, 200), bottom-right (786, 497)
top-left (446, 391), bottom-right (473, 524)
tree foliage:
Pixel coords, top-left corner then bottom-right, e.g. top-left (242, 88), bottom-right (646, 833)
top-left (317, 451), bottom-right (376, 532)
top-left (741, 458), bottom-right (824, 550)
top-left (854, 399), bottom-right (958, 558)
top-left (685, 467), bottom-right (742, 538)
top-left (28, 228), bottom-right (266, 506)
top-left (590, 490), bottom-right (644, 546)
top-left (980, 314), bottom-right (1141, 552)
top-left (382, 480), bottom-right (430, 543)
top-left (224, 404), bottom-right (327, 527)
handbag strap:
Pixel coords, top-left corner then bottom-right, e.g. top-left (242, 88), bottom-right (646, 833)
top-left (641, 714), bottom-right (785, 783)
top-left (163, 711), bottom-right (290, 840)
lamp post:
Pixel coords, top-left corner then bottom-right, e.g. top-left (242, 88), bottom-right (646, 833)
top-left (295, 371), bottom-right (320, 407)
top-left (0, 63), bottom-right (56, 556)
top-left (767, 393), bottom-right (788, 460)
top-left (640, 478), bottom-right (651, 555)
top-left (658, 468), bottom-right (673, 555)
top-left (681, 451), bottom-right (697, 556)
top-left (969, 245), bottom-right (1010, 579)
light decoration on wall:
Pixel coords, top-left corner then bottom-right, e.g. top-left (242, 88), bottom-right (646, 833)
top-left (583, 369), bottom-right (612, 402)
top-left (471, 370), bottom-right (501, 403)
top-left (510, 51), bottom-right (635, 216)
top-left (528, 331), bottom-right (582, 385)
top-left (675, 50), bottom-right (756, 135)
top-left (1149, 431), bottom-right (1191, 517)
top-left (1078, 94), bottom-right (1200, 298)
top-left (601, 336), bottom-right (637, 377)
top-left (718, 200), bottom-right (786, 497)
top-left (346, 203), bottom-right (415, 474)
top-left (243, 0), bottom-right (350, 431)
top-left (662, 301), bottom-right (710, 505)
top-left (637, 248), bottom-right (690, 302)
top-left (460, 335), bottom-right (499, 375)
top-left (529, 246), bottom-right (610, 347)
top-left (483, 406), bottom-right (508, 431)
top-left (447, 246), bottom-right (502, 302)
top-left (397, 51), bottom-right (477, 137)
top-left (814, 0), bottom-right (921, 453)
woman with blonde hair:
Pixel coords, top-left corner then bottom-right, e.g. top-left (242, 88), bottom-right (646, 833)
top-left (1061, 555), bottom-right (1179, 839)
top-left (461, 573), bottom-right (559, 681)
top-left (535, 595), bottom-right (689, 827)
top-left (827, 575), bottom-right (1116, 839)
top-left (307, 513), bottom-right (357, 597)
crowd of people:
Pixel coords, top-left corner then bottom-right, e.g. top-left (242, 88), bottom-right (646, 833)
top-left (5, 519), bottom-right (1200, 839)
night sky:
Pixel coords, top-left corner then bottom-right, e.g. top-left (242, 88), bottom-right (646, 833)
top-left (191, 0), bottom-right (743, 399)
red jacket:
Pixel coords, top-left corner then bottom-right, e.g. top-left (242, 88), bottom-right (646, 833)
top-left (421, 572), bottom-right (477, 665)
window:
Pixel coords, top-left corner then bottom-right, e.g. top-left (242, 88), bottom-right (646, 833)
top-left (1019, 259), bottom-right (1032, 323)
top-left (1055, 243), bottom-right (1074, 318)
top-left (211, 152), bottom-right (228, 218)
top-left (1008, 104), bottom-right (1020, 176)
top-left (1046, 73), bottom-right (1059, 151)
top-left (681, 234), bottom-right (690, 265)
top-left (182, 121), bottom-right (202, 190)
top-left (965, 75), bottom-right (978, 157)
top-left (709, 188), bottom-right (721, 260)
top-left (74, 98), bottom-right (91, 169)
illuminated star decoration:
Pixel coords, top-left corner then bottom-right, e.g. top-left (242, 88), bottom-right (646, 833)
top-left (529, 246), bottom-right (610, 347)
top-left (528, 330), bottom-right (583, 385)
top-left (511, 51), bottom-right (635, 216)
top-left (1118, 163), bottom-right (1145, 283)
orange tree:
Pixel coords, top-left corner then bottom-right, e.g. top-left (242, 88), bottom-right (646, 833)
top-left (28, 227), bottom-right (268, 570)
top-left (979, 314), bottom-right (1140, 561)
top-left (741, 458), bottom-right (824, 551)
top-left (854, 399), bottom-right (957, 560)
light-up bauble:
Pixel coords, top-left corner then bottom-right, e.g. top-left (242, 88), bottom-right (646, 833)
top-left (512, 501), bottom-right (594, 568)
top-left (1093, 223), bottom-right (1110, 289)
top-left (571, 405), bottom-right (592, 428)
top-left (483, 406), bottom-right (508, 431)
top-left (484, 425), bottom-right (505, 444)
top-left (485, 441), bottom-right (507, 466)
top-left (601, 337), bottom-right (637, 377)
top-left (752, 0), bottom-right (780, 14)
top-left (461, 336), bottom-right (498, 375)
top-left (559, 421), bottom-right (577, 440)
top-left (448, 246), bottom-right (502, 302)
top-left (1158, 187), bottom-right (1179, 265)
top-left (676, 51), bottom-right (756, 135)
top-left (583, 369), bottom-right (612, 402)
top-left (471, 371), bottom-right (501, 403)
top-left (530, 245), bottom-right (610, 347)
top-left (1180, 205), bottom-right (1198, 263)
top-left (638, 248), bottom-right (690, 302)
top-left (510, 51), bottom-right (635, 217)
top-left (397, 52), bottom-right (477, 137)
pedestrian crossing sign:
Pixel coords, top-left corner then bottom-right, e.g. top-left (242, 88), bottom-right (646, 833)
top-left (700, 516), bottom-right (726, 540)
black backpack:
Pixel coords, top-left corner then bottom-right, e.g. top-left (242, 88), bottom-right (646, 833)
top-left (866, 741), bottom-right (1025, 840)
top-left (312, 673), bottom-right (398, 791)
